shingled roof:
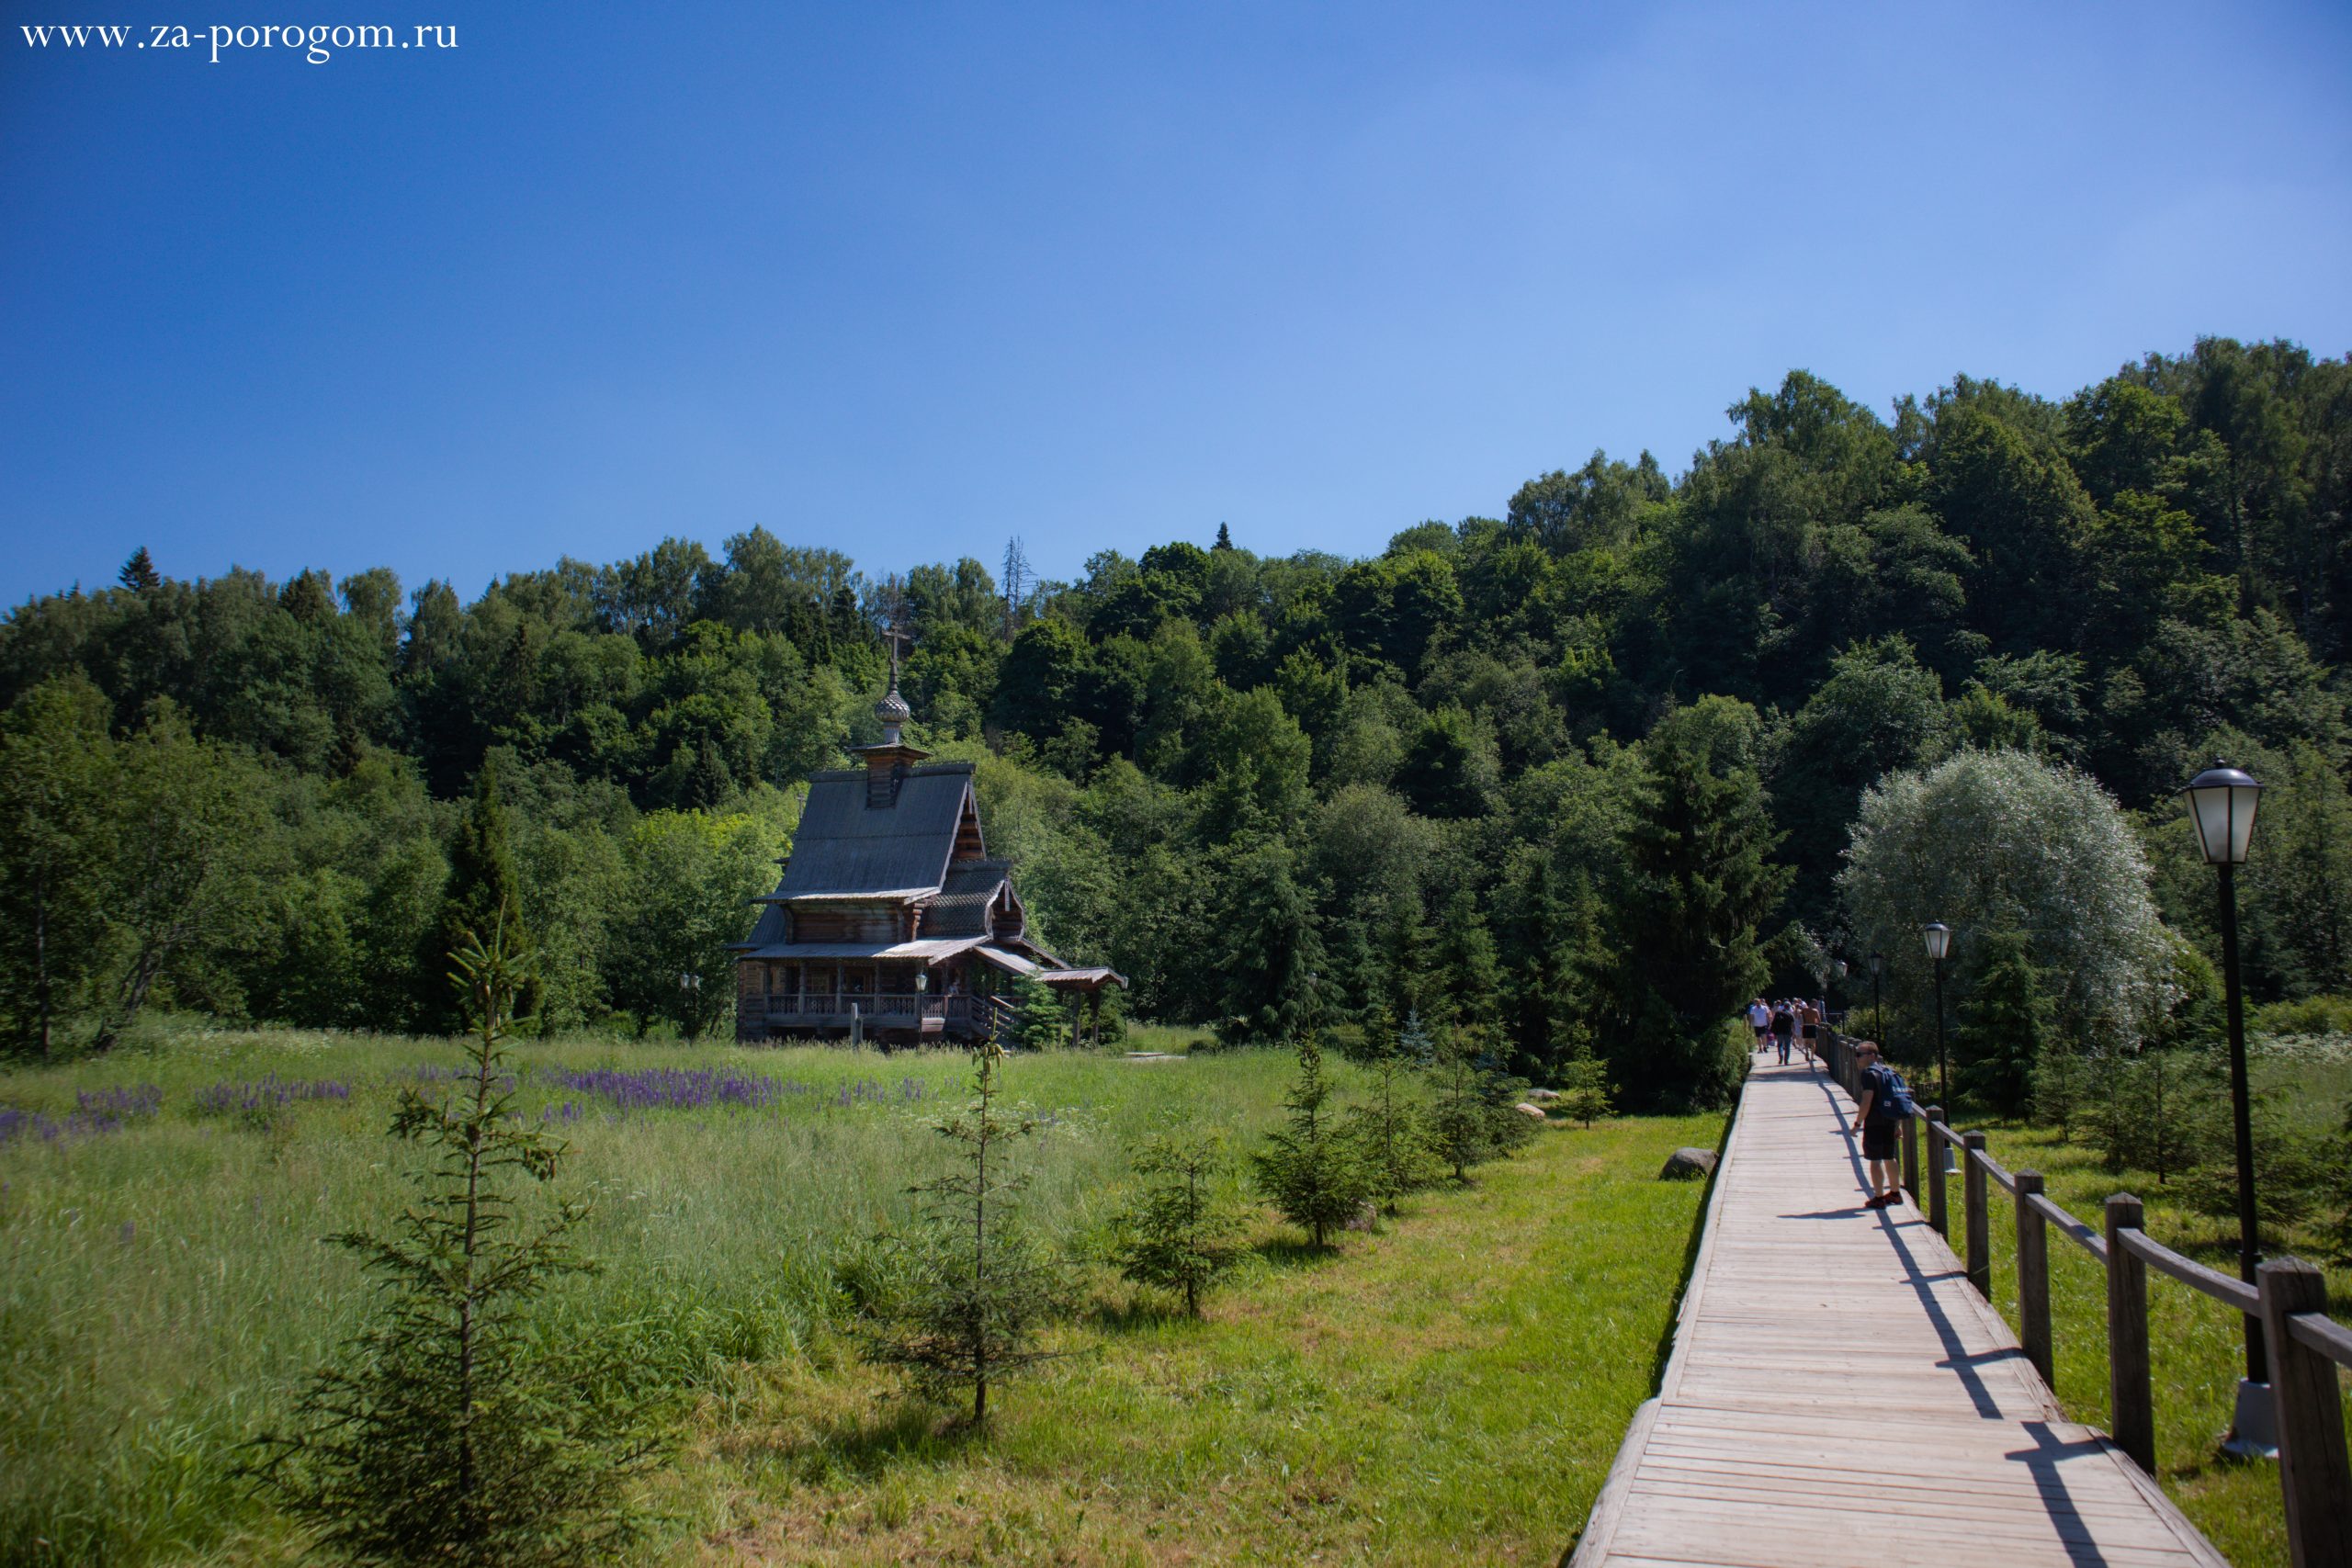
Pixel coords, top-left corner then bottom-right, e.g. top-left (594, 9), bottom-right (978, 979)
top-left (768, 762), bottom-right (980, 899)
top-left (922, 859), bottom-right (1012, 937)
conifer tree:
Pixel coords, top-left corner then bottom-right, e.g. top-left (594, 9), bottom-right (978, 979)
top-left (861, 1043), bottom-right (1063, 1423)
top-left (424, 756), bottom-right (537, 1033)
top-left (1111, 1123), bottom-right (1248, 1315)
top-left (1477, 1039), bottom-right (1541, 1155)
top-left (2031, 1038), bottom-right (2087, 1140)
top-left (1600, 711), bottom-right (1788, 1107)
top-left (1004, 972), bottom-right (1071, 1050)
top-left (1425, 1028), bottom-right (1495, 1182)
top-left (1396, 1008), bottom-right (1437, 1066)
top-left (1252, 1033), bottom-right (1365, 1247)
top-left (1343, 1006), bottom-right (1441, 1213)
top-left (1959, 929), bottom-right (2050, 1116)
top-left (1557, 1036), bottom-right (1615, 1128)
top-left (1213, 840), bottom-right (1324, 1045)
top-left (118, 546), bottom-right (160, 592)
top-left (1430, 887), bottom-right (1502, 1039)
top-left (252, 924), bottom-right (661, 1566)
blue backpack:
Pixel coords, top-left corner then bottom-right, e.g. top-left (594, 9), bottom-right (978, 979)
top-left (1871, 1066), bottom-right (1917, 1122)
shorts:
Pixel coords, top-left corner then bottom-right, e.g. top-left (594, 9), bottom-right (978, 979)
top-left (1801, 1024), bottom-right (1817, 1041)
top-left (1861, 1122), bottom-right (1898, 1161)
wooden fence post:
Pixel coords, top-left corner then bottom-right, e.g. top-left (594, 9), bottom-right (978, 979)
top-left (1963, 1132), bottom-right (1990, 1297)
top-left (2016, 1170), bottom-right (2052, 1386)
top-left (2105, 1194), bottom-right (2155, 1476)
top-left (1926, 1109), bottom-right (1949, 1237)
top-left (1901, 1114), bottom-right (1919, 1201)
top-left (2256, 1258), bottom-right (2352, 1568)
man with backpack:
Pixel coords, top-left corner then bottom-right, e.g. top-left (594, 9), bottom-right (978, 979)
top-left (1850, 1041), bottom-right (1910, 1209)
top-left (1769, 1000), bottom-right (1796, 1066)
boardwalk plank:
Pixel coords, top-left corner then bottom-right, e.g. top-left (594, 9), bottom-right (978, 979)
top-left (1569, 1061), bottom-right (2227, 1568)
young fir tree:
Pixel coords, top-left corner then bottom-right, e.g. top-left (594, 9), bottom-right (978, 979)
top-left (252, 924), bottom-right (662, 1567)
top-left (1556, 1033), bottom-right (1616, 1129)
top-left (423, 756), bottom-right (538, 1033)
top-left (862, 1043), bottom-right (1063, 1423)
top-left (1342, 1005), bottom-right (1442, 1214)
top-left (1110, 1123), bottom-right (1248, 1315)
top-left (1959, 930), bottom-right (2050, 1116)
top-left (1425, 1028), bottom-right (1496, 1182)
top-left (1251, 1032), bottom-right (1366, 1247)
top-left (2030, 1039), bottom-right (2088, 1141)
top-left (1476, 1039), bottom-right (1541, 1156)
top-left (1003, 972), bottom-right (1069, 1050)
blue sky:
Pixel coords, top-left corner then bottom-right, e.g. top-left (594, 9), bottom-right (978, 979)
top-left (4, 0), bottom-right (2348, 607)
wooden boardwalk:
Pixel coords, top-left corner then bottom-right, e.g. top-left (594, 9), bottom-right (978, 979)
top-left (1573, 1058), bottom-right (2228, 1568)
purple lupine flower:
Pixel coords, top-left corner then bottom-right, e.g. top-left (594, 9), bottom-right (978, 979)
top-left (191, 1074), bottom-right (354, 1118)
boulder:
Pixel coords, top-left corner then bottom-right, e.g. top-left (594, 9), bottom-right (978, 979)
top-left (1344, 1201), bottom-right (1379, 1233)
top-left (1659, 1146), bottom-right (1717, 1180)
top-left (1514, 1101), bottom-right (1549, 1122)
top-left (1526, 1088), bottom-right (1562, 1102)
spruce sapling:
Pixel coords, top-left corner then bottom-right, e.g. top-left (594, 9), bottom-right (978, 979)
top-left (860, 1041), bottom-right (1064, 1424)
top-left (1343, 1007), bottom-right (1441, 1214)
top-left (1425, 1028), bottom-right (1495, 1182)
top-left (1477, 1037), bottom-right (1541, 1155)
top-left (1252, 1032), bottom-right (1366, 1247)
top-left (250, 924), bottom-right (662, 1567)
top-left (1556, 1035), bottom-right (1615, 1128)
top-left (1110, 1123), bottom-right (1248, 1315)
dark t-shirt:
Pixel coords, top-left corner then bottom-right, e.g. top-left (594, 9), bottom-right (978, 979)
top-left (1770, 1009), bottom-right (1794, 1035)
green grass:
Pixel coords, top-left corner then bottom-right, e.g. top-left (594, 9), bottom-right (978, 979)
top-left (0, 1024), bottom-right (1720, 1565)
top-left (1943, 1047), bottom-right (2351, 1568)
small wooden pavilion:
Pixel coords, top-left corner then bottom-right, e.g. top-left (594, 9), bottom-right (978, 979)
top-left (730, 670), bottom-right (1124, 1044)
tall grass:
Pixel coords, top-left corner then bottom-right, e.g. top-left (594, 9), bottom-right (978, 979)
top-left (1960, 1044), bottom-right (2351, 1568)
top-left (0, 1026), bottom-right (1295, 1563)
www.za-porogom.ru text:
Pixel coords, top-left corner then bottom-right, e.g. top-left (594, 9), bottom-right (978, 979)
top-left (17, 22), bottom-right (457, 64)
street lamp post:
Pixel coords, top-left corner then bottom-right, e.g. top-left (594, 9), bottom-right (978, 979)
top-left (1922, 923), bottom-right (1952, 1107)
top-left (2184, 761), bottom-right (2274, 1458)
top-left (1868, 952), bottom-right (1883, 1049)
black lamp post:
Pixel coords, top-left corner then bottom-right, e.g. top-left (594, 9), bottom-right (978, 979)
top-left (1922, 923), bottom-right (1952, 1107)
top-left (2184, 761), bottom-right (2273, 1455)
top-left (1868, 951), bottom-right (1883, 1047)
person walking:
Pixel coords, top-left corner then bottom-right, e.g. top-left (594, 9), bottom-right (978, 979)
top-left (1850, 1042), bottom-right (1906, 1208)
top-left (1747, 996), bottom-right (1771, 1054)
top-left (1798, 998), bottom-right (1821, 1066)
top-left (1770, 999), bottom-right (1795, 1066)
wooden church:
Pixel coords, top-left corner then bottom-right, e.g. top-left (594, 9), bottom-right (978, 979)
top-left (730, 667), bottom-right (1124, 1043)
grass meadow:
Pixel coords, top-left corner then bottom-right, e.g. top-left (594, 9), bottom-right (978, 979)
top-left (0, 1022), bottom-right (1724, 1566)
top-left (1953, 1043), bottom-right (2352, 1568)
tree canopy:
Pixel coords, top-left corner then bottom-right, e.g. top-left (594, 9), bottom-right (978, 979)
top-left (7, 336), bottom-right (2352, 1100)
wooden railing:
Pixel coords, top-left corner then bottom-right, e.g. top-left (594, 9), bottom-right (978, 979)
top-left (1819, 1031), bottom-right (2352, 1566)
top-left (757, 994), bottom-right (975, 1022)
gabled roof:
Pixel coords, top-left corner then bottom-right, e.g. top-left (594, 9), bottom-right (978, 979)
top-left (768, 762), bottom-right (981, 901)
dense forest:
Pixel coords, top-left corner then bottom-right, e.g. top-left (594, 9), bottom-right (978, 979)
top-left (6, 336), bottom-right (2352, 1108)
